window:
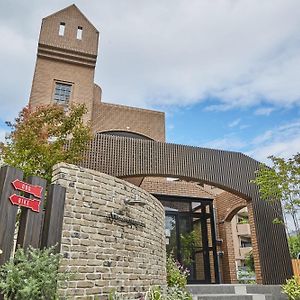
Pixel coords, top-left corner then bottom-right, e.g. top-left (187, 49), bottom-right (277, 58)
top-left (53, 82), bottom-right (72, 105)
top-left (77, 26), bottom-right (83, 40)
top-left (59, 22), bottom-right (65, 36)
top-left (240, 239), bottom-right (252, 248)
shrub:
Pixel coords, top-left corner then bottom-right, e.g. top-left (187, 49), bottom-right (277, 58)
top-left (0, 246), bottom-right (68, 300)
top-left (282, 276), bottom-right (300, 300)
top-left (166, 255), bottom-right (190, 288)
top-left (146, 286), bottom-right (192, 300)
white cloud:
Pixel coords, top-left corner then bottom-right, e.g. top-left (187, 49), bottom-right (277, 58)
top-left (202, 119), bottom-right (300, 162)
top-left (228, 118), bottom-right (241, 128)
top-left (1, 0), bottom-right (300, 116)
top-left (247, 120), bottom-right (300, 162)
top-left (204, 136), bottom-right (246, 152)
top-left (0, 129), bottom-right (6, 143)
top-left (254, 107), bottom-right (275, 116)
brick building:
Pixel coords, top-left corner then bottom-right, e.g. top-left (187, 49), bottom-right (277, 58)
top-left (28, 4), bottom-right (292, 285)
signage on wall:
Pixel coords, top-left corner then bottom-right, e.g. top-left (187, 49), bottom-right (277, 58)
top-left (107, 212), bottom-right (146, 228)
top-left (11, 179), bottom-right (43, 198)
top-left (9, 194), bottom-right (41, 212)
top-left (9, 179), bottom-right (43, 213)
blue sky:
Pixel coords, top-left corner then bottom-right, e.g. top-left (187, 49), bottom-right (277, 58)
top-left (0, 0), bottom-right (300, 164)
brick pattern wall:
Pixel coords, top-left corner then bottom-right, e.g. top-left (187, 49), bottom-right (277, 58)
top-left (29, 58), bottom-right (95, 122)
top-left (29, 5), bottom-right (99, 123)
top-left (52, 163), bottom-right (166, 299)
top-left (91, 103), bottom-right (165, 141)
top-left (215, 192), bottom-right (262, 284)
top-left (39, 5), bottom-right (99, 56)
top-left (140, 178), bottom-right (214, 199)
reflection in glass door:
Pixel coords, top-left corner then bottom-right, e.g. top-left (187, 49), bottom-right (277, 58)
top-left (158, 195), bottom-right (219, 284)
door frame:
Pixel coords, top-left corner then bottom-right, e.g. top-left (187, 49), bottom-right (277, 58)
top-left (156, 194), bottom-right (220, 284)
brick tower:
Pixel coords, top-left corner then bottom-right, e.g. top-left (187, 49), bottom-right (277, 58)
top-left (29, 4), bottom-right (100, 122)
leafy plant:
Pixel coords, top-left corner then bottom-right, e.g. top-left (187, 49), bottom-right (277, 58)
top-left (166, 255), bottom-right (189, 289)
top-left (244, 251), bottom-right (255, 272)
top-left (282, 276), bottom-right (300, 300)
top-left (237, 268), bottom-right (256, 284)
top-left (252, 154), bottom-right (300, 235)
top-left (146, 286), bottom-right (192, 300)
top-left (108, 289), bottom-right (124, 300)
top-left (0, 246), bottom-right (69, 300)
top-left (238, 217), bottom-right (249, 224)
top-left (180, 231), bottom-right (196, 266)
top-left (0, 104), bottom-right (91, 183)
top-left (289, 235), bottom-right (300, 258)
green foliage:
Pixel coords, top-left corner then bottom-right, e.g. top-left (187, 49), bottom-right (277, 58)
top-left (108, 289), bottom-right (123, 300)
top-left (180, 231), bottom-right (196, 266)
top-left (282, 276), bottom-right (300, 300)
top-left (238, 217), bottom-right (249, 224)
top-left (0, 104), bottom-right (91, 183)
top-left (252, 153), bottom-right (300, 233)
top-left (288, 235), bottom-right (300, 259)
top-left (237, 268), bottom-right (256, 284)
top-left (244, 251), bottom-right (255, 272)
top-left (0, 246), bottom-right (68, 300)
top-left (146, 286), bottom-right (192, 300)
top-left (166, 255), bottom-right (189, 288)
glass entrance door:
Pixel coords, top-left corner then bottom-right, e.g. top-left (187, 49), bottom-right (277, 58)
top-left (160, 195), bottom-right (219, 284)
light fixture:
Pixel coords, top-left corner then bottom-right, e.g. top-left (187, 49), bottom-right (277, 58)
top-left (124, 196), bottom-right (146, 207)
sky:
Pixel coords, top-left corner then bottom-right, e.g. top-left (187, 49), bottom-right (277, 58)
top-left (0, 0), bottom-right (300, 164)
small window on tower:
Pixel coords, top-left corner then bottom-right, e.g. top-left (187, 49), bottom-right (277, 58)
top-left (53, 82), bottom-right (72, 105)
top-left (59, 22), bottom-right (65, 36)
top-left (77, 26), bottom-right (83, 40)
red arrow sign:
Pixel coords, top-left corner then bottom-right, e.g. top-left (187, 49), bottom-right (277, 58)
top-left (11, 179), bottom-right (43, 198)
top-left (9, 194), bottom-right (41, 213)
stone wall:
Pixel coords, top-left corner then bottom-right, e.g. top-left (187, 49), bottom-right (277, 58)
top-left (52, 163), bottom-right (166, 299)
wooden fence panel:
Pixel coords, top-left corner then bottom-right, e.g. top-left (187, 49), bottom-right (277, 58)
top-left (0, 166), bottom-right (23, 266)
top-left (41, 184), bottom-right (66, 253)
top-left (292, 259), bottom-right (300, 277)
top-left (16, 176), bottom-right (47, 249)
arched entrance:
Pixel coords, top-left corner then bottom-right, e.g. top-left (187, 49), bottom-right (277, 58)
top-left (82, 134), bottom-right (292, 284)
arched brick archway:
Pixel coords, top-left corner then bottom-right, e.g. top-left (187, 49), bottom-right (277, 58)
top-left (215, 192), bottom-right (259, 283)
top-left (81, 134), bottom-right (292, 284)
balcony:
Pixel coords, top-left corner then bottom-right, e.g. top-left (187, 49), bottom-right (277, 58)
top-left (240, 246), bottom-right (252, 259)
top-left (237, 223), bottom-right (251, 237)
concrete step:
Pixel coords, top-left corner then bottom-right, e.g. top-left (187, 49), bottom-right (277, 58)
top-left (187, 284), bottom-right (287, 300)
top-left (195, 295), bottom-right (272, 300)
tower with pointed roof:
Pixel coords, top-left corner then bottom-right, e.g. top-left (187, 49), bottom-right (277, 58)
top-left (29, 4), bottom-right (101, 121)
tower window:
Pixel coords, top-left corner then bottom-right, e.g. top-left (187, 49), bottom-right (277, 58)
top-left (59, 22), bottom-right (65, 36)
top-left (53, 82), bottom-right (72, 105)
top-left (77, 26), bottom-right (83, 40)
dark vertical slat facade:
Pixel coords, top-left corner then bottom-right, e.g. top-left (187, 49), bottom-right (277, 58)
top-left (80, 134), bottom-right (293, 284)
top-left (41, 184), bottom-right (66, 253)
top-left (0, 166), bottom-right (23, 266)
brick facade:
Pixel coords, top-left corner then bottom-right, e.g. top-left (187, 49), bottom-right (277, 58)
top-left (215, 192), bottom-right (262, 284)
top-left (27, 4), bottom-right (292, 286)
top-left (52, 163), bottom-right (166, 299)
top-left (92, 103), bottom-right (165, 142)
top-left (29, 4), bottom-right (166, 141)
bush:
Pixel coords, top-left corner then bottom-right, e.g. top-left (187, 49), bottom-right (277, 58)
top-left (166, 255), bottom-right (190, 288)
top-left (146, 286), bottom-right (192, 300)
top-left (282, 276), bottom-right (300, 300)
top-left (0, 246), bottom-right (68, 300)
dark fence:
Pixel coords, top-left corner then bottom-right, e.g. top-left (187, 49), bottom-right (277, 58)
top-left (0, 165), bottom-right (66, 267)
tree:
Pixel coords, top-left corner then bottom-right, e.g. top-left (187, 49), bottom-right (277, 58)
top-left (288, 235), bottom-right (300, 259)
top-left (0, 104), bottom-right (91, 183)
top-left (253, 154), bottom-right (300, 235)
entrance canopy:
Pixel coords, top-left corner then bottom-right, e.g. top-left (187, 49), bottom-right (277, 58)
top-left (81, 133), bottom-right (292, 284)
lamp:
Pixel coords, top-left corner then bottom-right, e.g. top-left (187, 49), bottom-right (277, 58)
top-left (124, 195), bottom-right (146, 207)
